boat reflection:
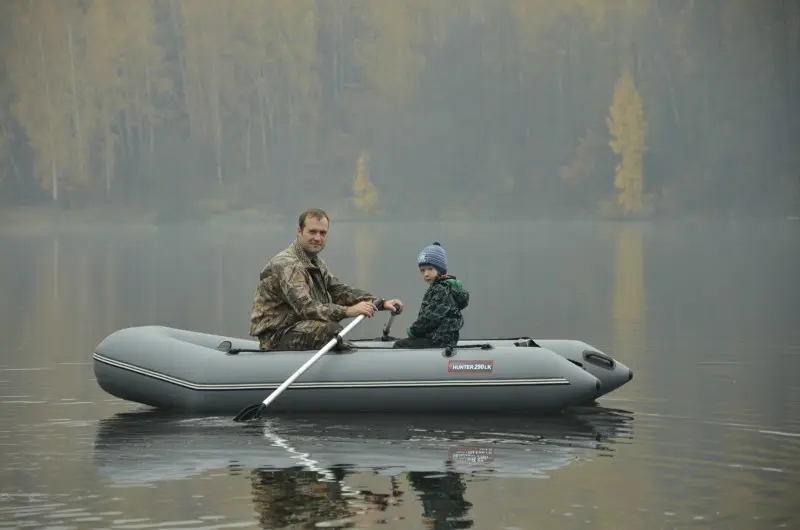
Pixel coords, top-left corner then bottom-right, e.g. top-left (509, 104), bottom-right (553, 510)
top-left (92, 407), bottom-right (633, 528)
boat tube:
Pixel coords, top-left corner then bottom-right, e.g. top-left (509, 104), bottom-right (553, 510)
top-left (91, 407), bottom-right (634, 486)
top-left (92, 316), bottom-right (633, 414)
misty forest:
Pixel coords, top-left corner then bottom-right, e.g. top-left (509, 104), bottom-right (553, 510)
top-left (0, 0), bottom-right (797, 224)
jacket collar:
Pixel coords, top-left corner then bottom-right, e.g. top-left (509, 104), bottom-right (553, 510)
top-left (291, 239), bottom-right (321, 270)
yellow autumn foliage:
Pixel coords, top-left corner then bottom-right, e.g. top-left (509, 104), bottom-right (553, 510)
top-left (0, 0), bottom-right (794, 221)
top-left (351, 151), bottom-right (380, 215)
top-left (607, 69), bottom-right (648, 215)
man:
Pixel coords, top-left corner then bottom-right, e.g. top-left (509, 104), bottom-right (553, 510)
top-left (249, 208), bottom-right (403, 351)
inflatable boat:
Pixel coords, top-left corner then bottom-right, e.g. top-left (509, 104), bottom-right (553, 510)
top-left (91, 407), bottom-right (633, 486)
top-left (92, 316), bottom-right (633, 415)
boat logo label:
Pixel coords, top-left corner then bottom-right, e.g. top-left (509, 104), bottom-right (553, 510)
top-left (447, 447), bottom-right (495, 463)
top-left (447, 359), bottom-right (494, 373)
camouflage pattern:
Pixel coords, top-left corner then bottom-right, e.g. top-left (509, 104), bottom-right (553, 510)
top-left (269, 320), bottom-right (343, 351)
top-left (392, 336), bottom-right (436, 349)
top-left (249, 468), bottom-right (353, 528)
top-left (249, 240), bottom-right (374, 351)
top-left (403, 275), bottom-right (469, 348)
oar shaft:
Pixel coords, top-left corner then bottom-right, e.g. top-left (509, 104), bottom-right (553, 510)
top-left (258, 315), bottom-right (366, 409)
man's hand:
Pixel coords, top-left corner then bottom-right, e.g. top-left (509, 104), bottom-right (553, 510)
top-left (382, 299), bottom-right (404, 314)
top-left (345, 300), bottom-right (378, 318)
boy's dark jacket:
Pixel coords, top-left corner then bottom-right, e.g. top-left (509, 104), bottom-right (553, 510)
top-left (407, 274), bottom-right (469, 347)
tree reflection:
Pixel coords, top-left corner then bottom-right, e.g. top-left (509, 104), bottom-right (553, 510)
top-left (248, 465), bottom-right (400, 529)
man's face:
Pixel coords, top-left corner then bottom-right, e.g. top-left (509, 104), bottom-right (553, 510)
top-left (297, 216), bottom-right (329, 255)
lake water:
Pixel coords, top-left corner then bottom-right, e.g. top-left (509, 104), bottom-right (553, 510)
top-left (1, 220), bottom-right (798, 529)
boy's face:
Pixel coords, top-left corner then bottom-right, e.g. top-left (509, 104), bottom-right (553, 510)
top-left (419, 265), bottom-right (439, 284)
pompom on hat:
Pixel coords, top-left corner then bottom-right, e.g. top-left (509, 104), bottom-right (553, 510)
top-left (417, 242), bottom-right (448, 275)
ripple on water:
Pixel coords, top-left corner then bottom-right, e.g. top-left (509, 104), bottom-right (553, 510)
top-left (572, 409), bottom-right (800, 527)
top-left (0, 493), bottom-right (258, 529)
top-left (1, 392), bottom-right (798, 530)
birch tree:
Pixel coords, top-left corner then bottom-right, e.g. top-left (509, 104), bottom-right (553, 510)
top-left (607, 69), bottom-right (648, 215)
top-left (7, 1), bottom-right (78, 200)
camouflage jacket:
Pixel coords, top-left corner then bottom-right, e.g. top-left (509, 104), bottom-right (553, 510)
top-left (407, 275), bottom-right (470, 347)
top-left (249, 240), bottom-right (374, 347)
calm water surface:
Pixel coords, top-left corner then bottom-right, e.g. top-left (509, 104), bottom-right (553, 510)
top-left (1, 220), bottom-right (798, 529)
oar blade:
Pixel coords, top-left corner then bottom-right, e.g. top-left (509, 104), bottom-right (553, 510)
top-left (233, 403), bottom-right (264, 422)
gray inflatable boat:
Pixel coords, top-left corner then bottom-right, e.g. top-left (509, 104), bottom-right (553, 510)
top-left (92, 317), bottom-right (633, 414)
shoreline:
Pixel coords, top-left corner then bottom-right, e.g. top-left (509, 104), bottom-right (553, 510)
top-left (1, 205), bottom-right (797, 236)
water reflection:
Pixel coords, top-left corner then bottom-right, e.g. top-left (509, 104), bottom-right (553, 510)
top-left (53, 235), bottom-right (59, 302)
top-left (249, 466), bottom-right (354, 528)
top-left (612, 223), bottom-right (647, 365)
top-left (248, 465), bottom-right (418, 529)
top-left (91, 408), bottom-right (633, 528)
top-left (2, 222), bottom-right (798, 529)
top-left (353, 223), bottom-right (377, 292)
top-left (406, 472), bottom-right (472, 530)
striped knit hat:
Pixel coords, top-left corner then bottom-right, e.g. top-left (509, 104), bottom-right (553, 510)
top-left (418, 242), bottom-right (448, 275)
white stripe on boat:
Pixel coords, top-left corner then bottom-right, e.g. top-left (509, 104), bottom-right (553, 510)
top-left (93, 353), bottom-right (570, 391)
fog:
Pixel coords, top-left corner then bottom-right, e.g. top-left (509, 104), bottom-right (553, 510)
top-left (1, 4), bottom-right (800, 524)
top-left (0, 0), bottom-right (797, 227)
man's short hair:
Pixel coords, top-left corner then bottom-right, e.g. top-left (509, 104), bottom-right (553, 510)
top-left (298, 208), bottom-right (329, 230)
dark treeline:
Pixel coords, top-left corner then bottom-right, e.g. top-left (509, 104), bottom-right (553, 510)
top-left (0, 0), bottom-right (797, 221)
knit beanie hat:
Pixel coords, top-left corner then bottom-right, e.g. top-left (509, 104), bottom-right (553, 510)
top-left (418, 241), bottom-right (448, 275)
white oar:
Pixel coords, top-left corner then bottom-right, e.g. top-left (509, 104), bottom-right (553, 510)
top-left (233, 315), bottom-right (367, 422)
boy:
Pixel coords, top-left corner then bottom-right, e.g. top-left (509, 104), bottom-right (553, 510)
top-left (393, 242), bottom-right (470, 349)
